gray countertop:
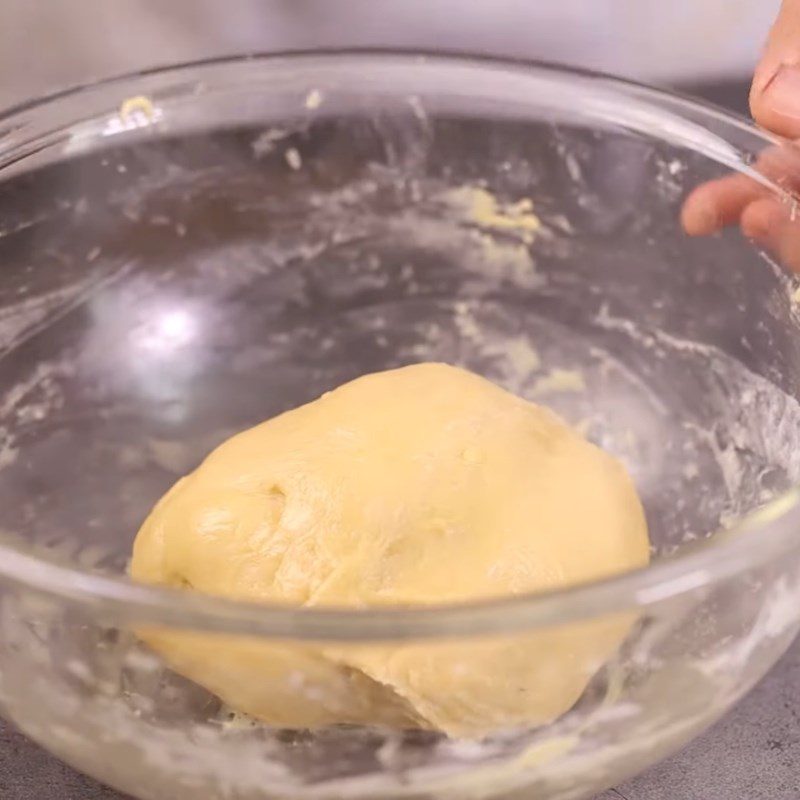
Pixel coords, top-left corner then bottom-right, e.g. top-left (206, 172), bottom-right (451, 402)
top-left (1, 636), bottom-right (797, 800)
top-left (2, 80), bottom-right (797, 800)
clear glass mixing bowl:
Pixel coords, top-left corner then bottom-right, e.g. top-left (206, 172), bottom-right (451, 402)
top-left (0, 52), bottom-right (799, 800)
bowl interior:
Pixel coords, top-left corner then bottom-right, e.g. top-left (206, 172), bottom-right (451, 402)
top-left (1, 58), bottom-right (799, 576)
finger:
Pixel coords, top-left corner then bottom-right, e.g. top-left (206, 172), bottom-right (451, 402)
top-left (682, 174), bottom-right (767, 236)
top-left (753, 140), bottom-right (800, 184)
top-left (740, 195), bottom-right (800, 272)
top-left (751, 0), bottom-right (800, 137)
top-left (681, 141), bottom-right (800, 236)
top-left (741, 196), bottom-right (787, 240)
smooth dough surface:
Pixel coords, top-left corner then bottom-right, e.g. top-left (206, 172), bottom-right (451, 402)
top-left (131, 363), bottom-right (649, 737)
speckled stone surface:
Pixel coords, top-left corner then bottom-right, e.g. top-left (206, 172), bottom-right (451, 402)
top-left (0, 636), bottom-right (796, 800)
top-left (599, 636), bottom-right (800, 800)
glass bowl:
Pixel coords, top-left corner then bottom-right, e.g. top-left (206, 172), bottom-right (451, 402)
top-left (0, 52), bottom-right (799, 800)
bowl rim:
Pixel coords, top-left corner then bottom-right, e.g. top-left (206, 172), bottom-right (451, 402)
top-left (0, 49), bottom-right (797, 642)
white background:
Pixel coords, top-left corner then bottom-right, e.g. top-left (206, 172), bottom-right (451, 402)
top-left (0, 0), bottom-right (782, 107)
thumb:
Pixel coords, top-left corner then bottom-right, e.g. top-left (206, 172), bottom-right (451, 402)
top-left (751, 0), bottom-right (800, 138)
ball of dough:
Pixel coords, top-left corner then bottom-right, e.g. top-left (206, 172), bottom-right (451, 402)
top-left (131, 363), bottom-right (649, 737)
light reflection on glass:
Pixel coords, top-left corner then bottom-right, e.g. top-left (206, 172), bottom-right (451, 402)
top-left (133, 307), bottom-right (198, 355)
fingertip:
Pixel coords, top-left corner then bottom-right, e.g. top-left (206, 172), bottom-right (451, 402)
top-left (738, 196), bottom-right (800, 273)
top-left (750, 59), bottom-right (778, 116)
top-left (751, 64), bottom-right (800, 139)
top-left (681, 186), bottom-right (720, 237)
top-left (740, 197), bottom-right (781, 242)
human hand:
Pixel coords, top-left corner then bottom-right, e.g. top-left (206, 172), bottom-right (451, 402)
top-left (681, 0), bottom-right (800, 271)
top-left (751, 0), bottom-right (800, 139)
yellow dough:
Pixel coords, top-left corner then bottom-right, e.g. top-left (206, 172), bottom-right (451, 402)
top-left (131, 363), bottom-right (649, 737)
